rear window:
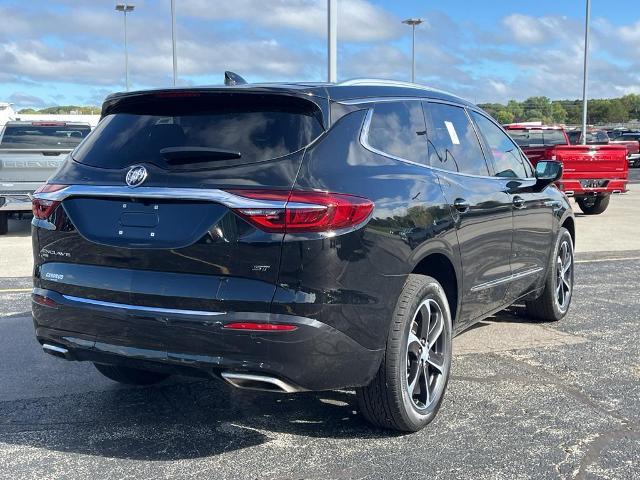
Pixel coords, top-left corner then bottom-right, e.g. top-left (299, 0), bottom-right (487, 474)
top-left (73, 93), bottom-right (324, 170)
top-left (507, 129), bottom-right (567, 147)
top-left (0, 124), bottom-right (91, 149)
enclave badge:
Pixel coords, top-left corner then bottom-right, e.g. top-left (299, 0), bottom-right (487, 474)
top-left (125, 165), bottom-right (148, 187)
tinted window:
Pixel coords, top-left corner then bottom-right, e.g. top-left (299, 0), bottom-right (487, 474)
top-left (0, 124), bottom-right (90, 149)
top-left (424, 103), bottom-right (488, 175)
top-left (367, 101), bottom-right (428, 164)
top-left (471, 112), bottom-right (532, 178)
top-left (507, 128), bottom-right (567, 147)
top-left (73, 94), bottom-right (323, 170)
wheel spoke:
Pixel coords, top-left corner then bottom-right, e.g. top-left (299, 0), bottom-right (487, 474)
top-left (427, 309), bottom-right (443, 348)
top-left (408, 330), bottom-right (422, 351)
top-left (418, 302), bottom-right (431, 338)
top-left (427, 351), bottom-right (445, 373)
top-left (408, 365), bottom-right (420, 395)
top-left (422, 364), bottom-right (430, 405)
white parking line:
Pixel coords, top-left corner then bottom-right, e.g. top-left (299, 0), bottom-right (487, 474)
top-left (575, 256), bottom-right (640, 264)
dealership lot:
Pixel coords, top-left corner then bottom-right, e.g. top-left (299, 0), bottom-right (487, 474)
top-left (0, 183), bottom-right (638, 479)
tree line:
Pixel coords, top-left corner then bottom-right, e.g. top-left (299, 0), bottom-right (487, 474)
top-left (18, 106), bottom-right (100, 115)
top-left (479, 94), bottom-right (640, 126)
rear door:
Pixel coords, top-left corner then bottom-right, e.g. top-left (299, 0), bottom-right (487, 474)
top-left (423, 101), bottom-right (513, 326)
top-left (470, 110), bottom-right (553, 301)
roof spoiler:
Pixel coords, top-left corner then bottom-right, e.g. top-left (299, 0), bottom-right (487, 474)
top-left (224, 71), bottom-right (247, 86)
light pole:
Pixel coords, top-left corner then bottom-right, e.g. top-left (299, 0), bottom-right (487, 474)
top-left (327, 0), bottom-right (337, 82)
top-left (171, 0), bottom-right (177, 86)
top-left (581, 0), bottom-right (591, 145)
top-left (402, 18), bottom-right (424, 83)
top-left (115, 3), bottom-right (135, 91)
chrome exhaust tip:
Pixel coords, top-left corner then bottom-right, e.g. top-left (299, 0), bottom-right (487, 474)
top-left (42, 343), bottom-right (70, 360)
top-left (221, 372), bottom-right (303, 393)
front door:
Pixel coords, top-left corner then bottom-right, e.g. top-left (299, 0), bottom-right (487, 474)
top-left (469, 110), bottom-right (554, 302)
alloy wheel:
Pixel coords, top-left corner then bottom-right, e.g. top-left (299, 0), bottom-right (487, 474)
top-left (405, 299), bottom-right (448, 411)
top-left (556, 240), bottom-right (573, 312)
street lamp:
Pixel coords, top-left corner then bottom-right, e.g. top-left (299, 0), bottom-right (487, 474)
top-left (581, 0), bottom-right (591, 145)
top-left (171, 0), bottom-right (177, 86)
top-left (327, 0), bottom-right (337, 83)
top-left (402, 18), bottom-right (424, 83)
top-left (115, 3), bottom-right (135, 91)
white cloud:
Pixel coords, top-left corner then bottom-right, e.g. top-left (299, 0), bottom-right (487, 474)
top-left (180, 0), bottom-right (401, 42)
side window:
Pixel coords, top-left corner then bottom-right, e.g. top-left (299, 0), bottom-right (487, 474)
top-left (471, 111), bottom-right (533, 178)
top-left (424, 102), bottom-right (489, 176)
top-left (367, 101), bottom-right (428, 165)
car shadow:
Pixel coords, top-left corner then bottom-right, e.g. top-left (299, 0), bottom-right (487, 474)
top-left (0, 376), bottom-right (399, 461)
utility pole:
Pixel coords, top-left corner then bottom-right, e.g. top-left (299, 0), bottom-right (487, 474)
top-left (327, 0), bottom-right (337, 82)
top-left (581, 0), bottom-right (591, 145)
top-left (171, 0), bottom-right (177, 86)
top-left (402, 18), bottom-right (424, 83)
top-left (115, 3), bottom-right (135, 91)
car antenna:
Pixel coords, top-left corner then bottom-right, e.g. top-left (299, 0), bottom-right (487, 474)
top-left (224, 71), bottom-right (247, 86)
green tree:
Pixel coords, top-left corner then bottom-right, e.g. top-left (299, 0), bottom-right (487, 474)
top-left (495, 110), bottom-right (515, 124)
top-left (551, 102), bottom-right (567, 124)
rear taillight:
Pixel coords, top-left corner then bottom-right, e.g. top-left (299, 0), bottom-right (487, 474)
top-left (227, 190), bottom-right (374, 233)
top-left (32, 184), bottom-right (66, 219)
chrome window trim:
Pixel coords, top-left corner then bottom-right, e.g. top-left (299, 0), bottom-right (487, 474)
top-left (470, 267), bottom-right (544, 292)
top-left (360, 107), bottom-right (534, 181)
top-left (355, 99), bottom-right (537, 182)
top-left (61, 294), bottom-right (226, 317)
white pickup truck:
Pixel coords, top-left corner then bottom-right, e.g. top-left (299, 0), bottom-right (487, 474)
top-left (0, 121), bottom-right (91, 234)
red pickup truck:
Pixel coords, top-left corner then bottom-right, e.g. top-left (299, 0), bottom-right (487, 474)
top-left (504, 124), bottom-right (628, 214)
top-left (566, 129), bottom-right (640, 168)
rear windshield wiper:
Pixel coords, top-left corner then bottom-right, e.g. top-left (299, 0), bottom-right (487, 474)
top-left (159, 146), bottom-right (242, 165)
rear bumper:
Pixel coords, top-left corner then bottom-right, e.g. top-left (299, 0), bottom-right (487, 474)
top-left (32, 288), bottom-right (383, 391)
top-left (557, 178), bottom-right (628, 196)
top-left (0, 193), bottom-right (31, 212)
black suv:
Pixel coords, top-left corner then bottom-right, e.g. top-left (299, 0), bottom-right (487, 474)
top-left (31, 80), bottom-right (575, 432)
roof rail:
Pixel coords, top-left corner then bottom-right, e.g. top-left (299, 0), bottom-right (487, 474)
top-left (337, 78), bottom-right (456, 96)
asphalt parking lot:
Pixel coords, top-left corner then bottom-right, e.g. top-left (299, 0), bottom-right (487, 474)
top-left (0, 182), bottom-right (638, 479)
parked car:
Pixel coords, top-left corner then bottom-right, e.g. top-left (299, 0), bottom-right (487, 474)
top-left (0, 120), bottom-right (91, 234)
top-left (31, 80), bottom-right (575, 432)
top-left (504, 124), bottom-right (628, 214)
top-left (566, 129), bottom-right (610, 145)
top-left (609, 132), bottom-right (640, 167)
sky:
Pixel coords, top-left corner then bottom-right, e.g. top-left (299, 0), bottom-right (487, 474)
top-left (1, 0), bottom-right (639, 109)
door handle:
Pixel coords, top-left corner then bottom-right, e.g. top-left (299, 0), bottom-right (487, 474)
top-left (513, 195), bottom-right (525, 209)
top-left (453, 198), bottom-right (470, 213)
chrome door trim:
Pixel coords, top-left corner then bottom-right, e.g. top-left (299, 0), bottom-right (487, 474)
top-left (61, 294), bottom-right (226, 317)
top-left (470, 267), bottom-right (544, 292)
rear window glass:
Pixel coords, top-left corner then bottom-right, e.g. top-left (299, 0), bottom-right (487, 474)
top-left (507, 129), bottom-right (567, 147)
top-left (0, 124), bottom-right (90, 149)
top-left (366, 101), bottom-right (428, 164)
top-left (73, 94), bottom-right (324, 170)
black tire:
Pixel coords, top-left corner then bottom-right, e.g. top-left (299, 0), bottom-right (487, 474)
top-left (94, 363), bottom-right (170, 385)
top-left (525, 227), bottom-right (574, 322)
top-left (0, 213), bottom-right (8, 235)
top-left (576, 195), bottom-right (609, 215)
top-left (357, 274), bottom-right (452, 432)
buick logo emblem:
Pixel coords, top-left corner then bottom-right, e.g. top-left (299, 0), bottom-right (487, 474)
top-left (125, 165), bottom-right (148, 187)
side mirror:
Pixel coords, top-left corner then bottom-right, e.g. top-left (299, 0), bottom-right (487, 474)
top-left (534, 160), bottom-right (562, 190)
